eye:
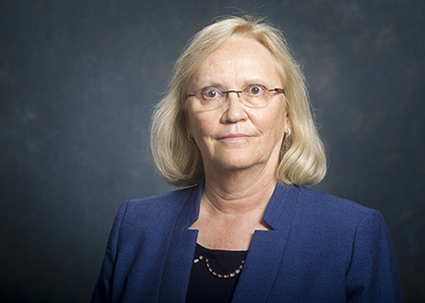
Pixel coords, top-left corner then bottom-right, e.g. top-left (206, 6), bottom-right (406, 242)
top-left (202, 87), bottom-right (222, 99)
top-left (245, 85), bottom-right (265, 96)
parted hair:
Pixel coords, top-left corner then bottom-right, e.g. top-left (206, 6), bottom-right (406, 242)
top-left (150, 16), bottom-right (327, 186)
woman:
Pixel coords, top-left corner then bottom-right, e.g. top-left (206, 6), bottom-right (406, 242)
top-left (91, 16), bottom-right (401, 302)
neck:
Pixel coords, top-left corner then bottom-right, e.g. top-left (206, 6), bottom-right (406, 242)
top-left (202, 164), bottom-right (279, 216)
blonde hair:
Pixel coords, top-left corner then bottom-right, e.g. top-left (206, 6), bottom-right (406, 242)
top-left (150, 16), bottom-right (326, 186)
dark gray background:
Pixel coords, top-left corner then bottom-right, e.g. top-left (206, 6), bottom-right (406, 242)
top-left (1, 0), bottom-right (424, 302)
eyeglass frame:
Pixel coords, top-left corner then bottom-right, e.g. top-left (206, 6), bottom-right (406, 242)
top-left (186, 85), bottom-right (285, 109)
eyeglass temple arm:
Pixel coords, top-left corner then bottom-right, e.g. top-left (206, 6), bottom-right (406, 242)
top-left (269, 88), bottom-right (285, 95)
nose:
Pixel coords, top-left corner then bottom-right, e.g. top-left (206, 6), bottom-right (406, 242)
top-left (221, 91), bottom-right (248, 123)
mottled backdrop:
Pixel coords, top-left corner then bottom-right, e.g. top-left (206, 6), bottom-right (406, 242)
top-left (1, 0), bottom-right (424, 302)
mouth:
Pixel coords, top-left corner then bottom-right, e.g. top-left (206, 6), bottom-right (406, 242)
top-left (219, 133), bottom-right (251, 141)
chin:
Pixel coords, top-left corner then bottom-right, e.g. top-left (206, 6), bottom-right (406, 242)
top-left (209, 153), bottom-right (261, 171)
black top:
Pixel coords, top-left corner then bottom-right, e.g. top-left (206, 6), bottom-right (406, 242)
top-left (185, 244), bottom-right (248, 303)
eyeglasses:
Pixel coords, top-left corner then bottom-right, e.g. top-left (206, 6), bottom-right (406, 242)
top-left (187, 84), bottom-right (285, 110)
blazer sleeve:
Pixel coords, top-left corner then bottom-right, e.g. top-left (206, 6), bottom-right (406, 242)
top-left (91, 201), bottom-right (129, 303)
top-left (346, 209), bottom-right (402, 302)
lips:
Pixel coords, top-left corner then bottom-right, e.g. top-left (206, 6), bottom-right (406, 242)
top-left (219, 133), bottom-right (251, 141)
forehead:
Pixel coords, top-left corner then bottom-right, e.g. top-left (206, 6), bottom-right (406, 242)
top-left (190, 36), bottom-right (280, 87)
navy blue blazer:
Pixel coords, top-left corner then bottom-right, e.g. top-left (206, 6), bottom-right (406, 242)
top-left (91, 182), bottom-right (401, 302)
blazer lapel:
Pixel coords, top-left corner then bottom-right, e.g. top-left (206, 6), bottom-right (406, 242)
top-left (231, 184), bottom-right (299, 303)
top-left (157, 182), bottom-right (203, 302)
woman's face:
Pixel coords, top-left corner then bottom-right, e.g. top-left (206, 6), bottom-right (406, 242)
top-left (186, 36), bottom-right (289, 174)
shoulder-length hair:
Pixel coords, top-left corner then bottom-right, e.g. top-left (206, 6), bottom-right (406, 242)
top-left (150, 16), bottom-right (326, 187)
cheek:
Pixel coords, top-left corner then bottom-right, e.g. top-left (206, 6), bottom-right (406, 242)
top-left (256, 107), bottom-right (286, 134)
top-left (263, 113), bottom-right (287, 147)
top-left (187, 111), bottom-right (216, 138)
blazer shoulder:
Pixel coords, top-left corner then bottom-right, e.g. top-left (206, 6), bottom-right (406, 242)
top-left (118, 186), bottom-right (197, 226)
top-left (295, 186), bottom-right (378, 225)
top-left (300, 186), bottom-right (373, 210)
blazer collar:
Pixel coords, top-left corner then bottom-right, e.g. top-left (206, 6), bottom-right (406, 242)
top-left (232, 183), bottom-right (300, 302)
top-left (174, 180), bottom-right (203, 229)
top-left (263, 182), bottom-right (299, 230)
top-left (157, 181), bottom-right (203, 302)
